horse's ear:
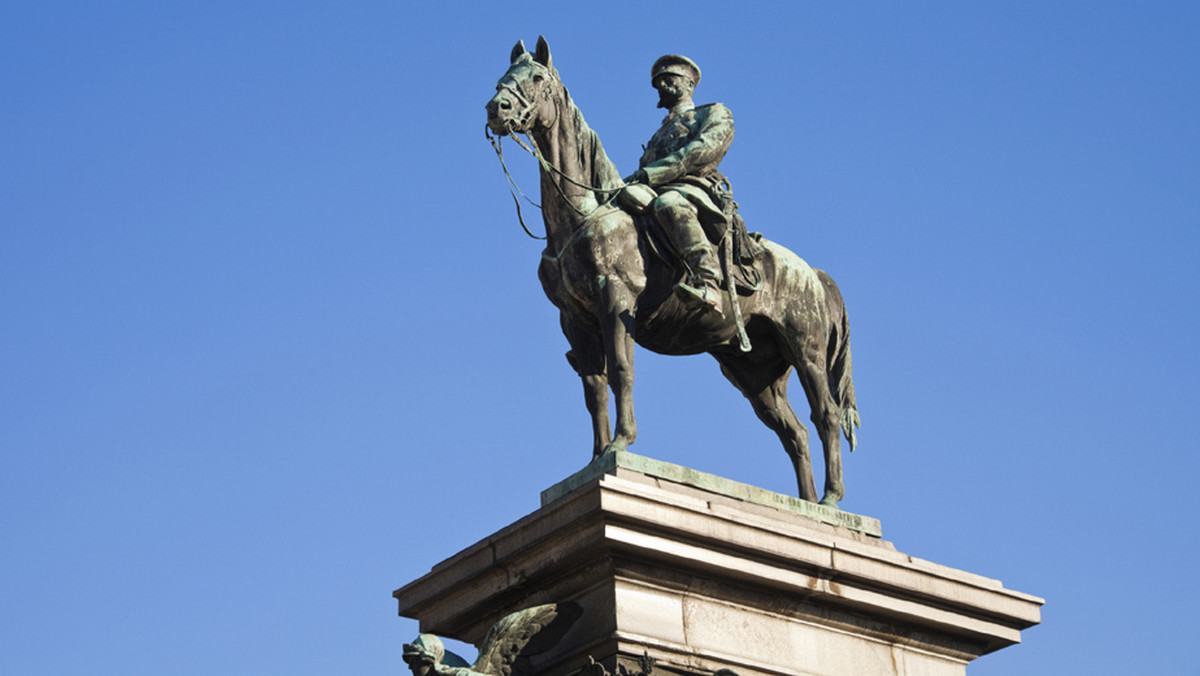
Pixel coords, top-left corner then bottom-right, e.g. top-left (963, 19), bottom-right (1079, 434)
top-left (510, 39), bottom-right (527, 63)
top-left (534, 35), bottom-right (552, 69)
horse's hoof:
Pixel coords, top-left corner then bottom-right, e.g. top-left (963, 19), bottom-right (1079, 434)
top-left (819, 496), bottom-right (841, 508)
top-left (601, 440), bottom-right (627, 456)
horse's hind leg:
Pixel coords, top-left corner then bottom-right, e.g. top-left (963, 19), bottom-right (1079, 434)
top-left (715, 354), bottom-right (819, 502)
top-left (795, 361), bottom-right (845, 505)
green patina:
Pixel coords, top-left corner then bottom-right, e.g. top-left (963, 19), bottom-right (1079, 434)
top-left (541, 451), bottom-right (882, 537)
top-left (487, 37), bottom-right (860, 506)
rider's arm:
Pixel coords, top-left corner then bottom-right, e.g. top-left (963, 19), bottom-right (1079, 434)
top-left (641, 104), bottom-right (734, 187)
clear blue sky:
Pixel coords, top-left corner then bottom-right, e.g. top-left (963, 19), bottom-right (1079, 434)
top-left (3, 2), bottom-right (1197, 674)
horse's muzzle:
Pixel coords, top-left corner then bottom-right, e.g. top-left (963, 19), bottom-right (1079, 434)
top-left (486, 94), bottom-right (516, 136)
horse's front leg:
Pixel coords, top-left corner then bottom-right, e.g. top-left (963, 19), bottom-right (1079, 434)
top-left (581, 374), bottom-right (611, 459)
top-left (561, 317), bottom-right (612, 459)
top-left (600, 304), bottom-right (637, 455)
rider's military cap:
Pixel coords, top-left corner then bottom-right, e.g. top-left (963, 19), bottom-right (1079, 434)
top-left (651, 54), bottom-right (701, 88)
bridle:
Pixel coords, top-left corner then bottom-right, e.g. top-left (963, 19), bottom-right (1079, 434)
top-left (491, 57), bottom-right (562, 138)
top-left (494, 76), bottom-right (555, 136)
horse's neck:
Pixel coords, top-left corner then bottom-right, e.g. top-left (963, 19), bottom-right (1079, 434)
top-left (532, 98), bottom-right (621, 253)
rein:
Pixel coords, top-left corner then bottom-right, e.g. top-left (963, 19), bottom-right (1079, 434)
top-left (487, 76), bottom-right (624, 240)
top-left (486, 124), bottom-right (546, 240)
top-left (510, 131), bottom-right (623, 217)
top-left (487, 129), bottom-right (622, 231)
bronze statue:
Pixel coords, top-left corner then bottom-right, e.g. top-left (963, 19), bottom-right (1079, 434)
top-left (402, 603), bottom-right (581, 676)
top-left (486, 37), bottom-right (860, 506)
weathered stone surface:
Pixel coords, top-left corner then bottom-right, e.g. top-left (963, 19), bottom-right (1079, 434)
top-left (395, 459), bottom-right (1041, 675)
top-left (541, 451), bottom-right (881, 536)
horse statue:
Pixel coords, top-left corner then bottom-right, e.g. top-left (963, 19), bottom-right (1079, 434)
top-left (485, 37), bottom-right (860, 506)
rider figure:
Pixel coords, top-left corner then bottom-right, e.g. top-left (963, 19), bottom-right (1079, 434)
top-left (622, 54), bottom-right (734, 319)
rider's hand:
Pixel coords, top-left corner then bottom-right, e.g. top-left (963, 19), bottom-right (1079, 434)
top-left (618, 183), bottom-right (656, 213)
top-left (622, 169), bottom-right (648, 185)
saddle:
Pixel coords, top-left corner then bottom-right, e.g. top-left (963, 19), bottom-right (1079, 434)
top-left (625, 175), bottom-right (764, 295)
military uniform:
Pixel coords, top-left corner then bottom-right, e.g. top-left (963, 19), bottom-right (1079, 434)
top-left (629, 54), bottom-right (734, 316)
top-left (638, 100), bottom-right (734, 242)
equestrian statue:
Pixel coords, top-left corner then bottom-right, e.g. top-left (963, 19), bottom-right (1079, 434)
top-left (485, 37), bottom-right (859, 506)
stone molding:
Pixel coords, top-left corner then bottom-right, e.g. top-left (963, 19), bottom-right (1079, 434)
top-left (541, 452), bottom-right (882, 536)
top-left (395, 458), bottom-right (1042, 675)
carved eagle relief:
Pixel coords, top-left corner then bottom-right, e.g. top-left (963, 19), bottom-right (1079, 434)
top-left (403, 603), bottom-right (582, 676)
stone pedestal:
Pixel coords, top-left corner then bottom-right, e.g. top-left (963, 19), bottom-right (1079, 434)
top-left (394, 452), bottom-right (1042, 676)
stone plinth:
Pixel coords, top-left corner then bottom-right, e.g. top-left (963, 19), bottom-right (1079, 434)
top-left (394, 452), bottom-right (1042, 676)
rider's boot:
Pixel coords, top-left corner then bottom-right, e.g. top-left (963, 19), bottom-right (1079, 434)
top-left (674, 240), bottom-right (725, 318)
top-left (653, 192), bottom-right (725, 318)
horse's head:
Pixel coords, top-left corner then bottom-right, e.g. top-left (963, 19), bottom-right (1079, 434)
top-left (486, 36), bottom-right (561, 136)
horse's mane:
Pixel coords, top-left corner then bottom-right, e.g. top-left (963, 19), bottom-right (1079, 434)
top-left (553, 71), bottom-right (623, 195)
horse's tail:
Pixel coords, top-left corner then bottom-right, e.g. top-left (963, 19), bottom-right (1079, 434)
top-left (819, 270), bottom-right (861, 451)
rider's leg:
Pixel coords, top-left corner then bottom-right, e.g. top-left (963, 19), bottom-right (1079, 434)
top-left (651, 191), bottom-right (724, 316)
